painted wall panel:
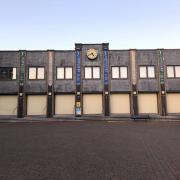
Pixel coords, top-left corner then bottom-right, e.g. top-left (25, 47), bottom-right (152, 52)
top-left (110, 94), bottom-right (130, 114)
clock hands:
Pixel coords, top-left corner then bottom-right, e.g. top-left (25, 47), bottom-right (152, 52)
top-left (87, 49), bottom-right (98, 60)
top-left (90, 52), bottom-right (94, 56)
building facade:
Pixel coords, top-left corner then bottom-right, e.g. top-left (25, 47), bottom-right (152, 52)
top-left (0, 43), bottom-right (180, 119)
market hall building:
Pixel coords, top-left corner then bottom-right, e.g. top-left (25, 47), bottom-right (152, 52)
top-left (0, 43), bottom-right (180, 119)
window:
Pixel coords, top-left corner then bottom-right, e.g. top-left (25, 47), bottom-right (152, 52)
top-left (167, 66), bottom-right (174, 78)
top-left (57, 67), bottom-right (73, 79)
top-left (167, 66), bottom-right (180, 78)
top-left (84, 67), bottom-right (100, 79)
top-left (112, 66), bottom-right (128, 79)
top-left (139, 66), bottom-right (155, 78)
top-left (29, 67), bottom-right (45, 80)
top-left (0, 67), bottom-right (16, 80)
top-left (175, 66), bottom-right (180, 77)
top-left (85, 67), bottom-right (92, 79)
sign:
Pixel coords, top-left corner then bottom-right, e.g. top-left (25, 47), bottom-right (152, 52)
top-left (76, 50), bottom-right (81, 85)
top-left (75, 107), bottom-right (81, 115)
top-left (158, 50), bottom-right (164, 84)
top-left (20, 51), bottom-right (25, 84)
top-left (104, 48), bottom-right (109, 85)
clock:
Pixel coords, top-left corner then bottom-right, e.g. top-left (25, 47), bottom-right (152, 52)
top-left (87, 49), bottom-right (98, 60)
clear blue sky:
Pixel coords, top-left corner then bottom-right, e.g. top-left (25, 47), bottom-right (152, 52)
top-left (0, 0), bottom-right (180, 50)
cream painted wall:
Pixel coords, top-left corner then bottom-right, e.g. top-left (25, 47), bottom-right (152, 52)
top-left (83, 94), bottom-right (102, 114)
top-left (138, 94), bottom-right (158, 114)
top-left (55, 95), bottom-right (75, 115)
top-left (110, 94), bottom-right (130, 114)
top-left (0, 96), bottom-right (17, 115)
top-left (167, 93), bottom-right (180, 113)
top-left (27, 95), bottom-right (47, 115)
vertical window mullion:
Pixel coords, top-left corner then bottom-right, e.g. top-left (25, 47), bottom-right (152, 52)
top-left (119, 67), bottom-right (121, 78)
top-left (64, 67), bottom-right (65, 79)
top-left (92, 67), bottom-right (93, 79)
top-left (146, 67), bottom-right (148, 78)
top-left (36, 67), bottom-right (38, 79)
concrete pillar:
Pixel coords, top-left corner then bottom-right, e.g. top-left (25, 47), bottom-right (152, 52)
top-left (75, 44), bottom-right (82, 117)
top-left (103, 43), bottom-right (110, 116)
top-left (47, 50), bottom-right (54, 117)
top-left (17, 50), bottom-right (26, 118)
top-left (158, 49), bottom-right (167, 116)
top-left (130, 49), bottom-right (138, 116)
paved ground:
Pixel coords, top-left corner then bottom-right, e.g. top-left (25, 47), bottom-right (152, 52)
top-left (0, 121), bottom-right (180, 180)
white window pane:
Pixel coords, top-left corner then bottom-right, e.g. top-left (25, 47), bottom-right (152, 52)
top-left (57, 67), bottom-right (64, 79)
top-left (140, 67), bottom-right (147, 78)
top-left (167, 66), bottom-right (174, 78)
top-left (12, 68), bottom-right (16, 79)
top-left (29, 68), bottom-right (36, 79)
top-left (85, 67), bottom-right (92, 79)
top-left (120, 67), bottom-right (128, 78)
top-left (148, 66), bottom-right (155, 78)
top-left (175, 66), bottom-right (180, 77)
top-left (93, 67), bottom-right (100, 79)
top-left (65, 67), bottom-right (72, 79)
top-left (112, 67), bottom-right (119, 78)
top-left (37, 67), bottom-right (44, 79)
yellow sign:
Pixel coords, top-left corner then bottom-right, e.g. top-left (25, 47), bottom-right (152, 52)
top-left (76, 102), bottom-right (81, 107)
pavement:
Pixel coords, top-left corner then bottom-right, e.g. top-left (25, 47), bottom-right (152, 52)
top-left (0, 121), bottom-right (180, 180)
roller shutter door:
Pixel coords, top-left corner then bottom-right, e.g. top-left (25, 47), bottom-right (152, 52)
top-left (110, 94), bottom-right (130, 114)
top-left (167, 93), bottom-right (180, 113)
top-left (83, 94), bottom-right (102, 114)
top-left (0, 96), bottom-right (17, 115)
top-left (55, 95), bottom-right (75, 115)
top-left (27, 95), bottom-right (47, 115)
top-left (138, 93), bottom-right (158, 114)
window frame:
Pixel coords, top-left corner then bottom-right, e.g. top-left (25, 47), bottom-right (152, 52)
top-left (56, 66), bottom-right (73, 80)
top-left (139, 65), bottom-right (156, 79)
top-left (167, 65), bottom-right (180, 79)
top-left (111, 66), bottom-right (128, 79)
top-left (84, 66), bottom-right (101, 80)
top-left (28, 66), bottom-right (45, 80)
top-left (0, 67), bottom-right (17, 81)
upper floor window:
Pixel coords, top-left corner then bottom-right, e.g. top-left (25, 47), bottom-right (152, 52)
top-left (84, 66), bottom-right (100, 79)
top-left (167, 65), bottom-right (180, 78)
top-left (29, 67), bottom-right (45, 80)
top-left (57, 67), bottom-right (73, 79)
top-left (139, 66), bottom-right (155, 78)
top-left (111, 66), bottom-right (128, 79)
top-left (0, 67), bottom-right (16, 80)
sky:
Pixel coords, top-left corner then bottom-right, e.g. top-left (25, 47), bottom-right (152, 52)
top-left (0, 0), bottom-right (180, 50)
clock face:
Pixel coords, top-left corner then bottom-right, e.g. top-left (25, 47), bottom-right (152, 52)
top-left (87, 49), bottom-right (98, 60)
